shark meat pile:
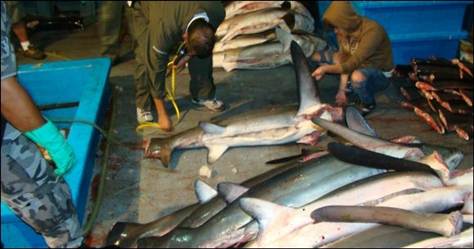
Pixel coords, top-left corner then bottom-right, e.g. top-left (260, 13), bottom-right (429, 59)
top-left (397, 57), bottom-right (473, 140)
top-left (104, 42), bottom-right (473, 248)
top-left (212, 1), bottom-right (327, 71)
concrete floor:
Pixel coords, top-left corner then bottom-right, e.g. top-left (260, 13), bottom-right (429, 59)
top-left (18, 22), bottom-right (473, 247)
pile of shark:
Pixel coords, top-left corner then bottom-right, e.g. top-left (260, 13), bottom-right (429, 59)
top-left (105, 42), bottom-right (473, 248)
top-left (212, 1), bottom-right (327, 72)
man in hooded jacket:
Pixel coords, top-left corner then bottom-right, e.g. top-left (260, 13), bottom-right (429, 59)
top-left (312, 1), bottom-right (401, 114)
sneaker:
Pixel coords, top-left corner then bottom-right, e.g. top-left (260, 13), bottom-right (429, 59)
top-left (136, 108), bottom-right (154, 123)
top-left (192, 98), bottom-right (226, 112)
top-left (21, 45), bottom-right (46, 60)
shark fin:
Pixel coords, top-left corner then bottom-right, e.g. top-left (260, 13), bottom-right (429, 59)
top-left (290, 41), bottom-right (321, 116)
top-left (200, 122), bottom-right (226, 134)
top-left (194, 179), bottom-right (217, 203)
top-left (276, 27), bottom-right (293, 52)
top-left (217, 182), bottom-right (249, 203)
top-left (345, 105), bottom-right (378, 137)
top-left (240, 198), bottom-right (310, 244)
top-left (207, 145), bottom-right (229, 163)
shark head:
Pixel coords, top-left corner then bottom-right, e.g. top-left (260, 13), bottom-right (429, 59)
top-left (144, 137), bottom-right (173, 168)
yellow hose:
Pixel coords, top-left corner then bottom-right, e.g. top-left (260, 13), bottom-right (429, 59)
top-left (136, 53), bottom-right (182, 132)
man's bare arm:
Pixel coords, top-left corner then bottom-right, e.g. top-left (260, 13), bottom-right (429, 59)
top-left (1, 77), bottom-right (45, 131)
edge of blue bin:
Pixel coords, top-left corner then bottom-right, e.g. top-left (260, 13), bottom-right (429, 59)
top-left (390, 31), bottom-right (468, 42)
top-left (355, 1), bottom-right (472, 9)
top-left (1, 57), bottom-right (111, 247)
top-left (318, 1), bottom-right (472, 21)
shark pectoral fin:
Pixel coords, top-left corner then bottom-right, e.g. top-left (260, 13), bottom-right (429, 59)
top-left (239, 198), bottom-right (308, 244)
top-left (194, 179), bottom-right (217, 203)
top-left (206, 145), bottom-right (229, 164)
top-left (216, 182), bottom-right (249, 203)
top-left (200, 122), bottom-right (226, 134)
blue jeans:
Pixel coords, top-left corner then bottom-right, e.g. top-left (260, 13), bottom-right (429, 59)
top-left (351, 68), bottom-right (391, 105)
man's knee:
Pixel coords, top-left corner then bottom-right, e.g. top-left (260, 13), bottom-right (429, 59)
top-left (350, 70), bottom-right (366, 87)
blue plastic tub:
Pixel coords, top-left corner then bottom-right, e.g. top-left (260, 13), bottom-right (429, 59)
top-left (390, 31), bottom-right (468, 64)
top-left (318, 1), bottom-right (471, 35)
top-left (317, 1), bottom-right (470, 64)
top-left (1, 58), bottom-right (111, 248)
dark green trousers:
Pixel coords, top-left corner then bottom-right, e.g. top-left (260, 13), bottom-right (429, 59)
top-left (97, 1), bottom-right (134, 56)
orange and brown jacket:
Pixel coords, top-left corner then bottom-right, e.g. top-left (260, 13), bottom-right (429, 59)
top-left (323, 1), bottom-right (394, 74)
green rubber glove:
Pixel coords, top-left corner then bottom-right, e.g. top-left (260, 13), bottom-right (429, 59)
top-left (24, 119), bottom-right (76, 176)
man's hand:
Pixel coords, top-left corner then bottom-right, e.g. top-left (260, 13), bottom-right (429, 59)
top-left (312, 66), bottom-right (326, 80)
top-left (335, 90), bottom-right (347, 106)
top-left (24, 120), bottom-right (76, 177)
top-left (175, 54), bottom-right (191, 72)
top-left (167, 54), bottom-right (191, 76)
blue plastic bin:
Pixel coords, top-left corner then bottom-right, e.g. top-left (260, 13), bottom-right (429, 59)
top-left (317, 1), bottom-right (470, 64)
top-left (318, 1), bottom-right (471, 35)
top-left (391, 31), bottom-right (467, 64)
top-left (1, 58), bottom-right (111, 248)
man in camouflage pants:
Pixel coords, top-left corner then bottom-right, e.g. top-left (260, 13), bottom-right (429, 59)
top-left (1, 1), bottom-right (83, 247)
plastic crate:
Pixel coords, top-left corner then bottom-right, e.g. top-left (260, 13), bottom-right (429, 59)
top-left (1, 58), bottom-right (111, 248)
top-left (318, 1), bottom-right (471, 35)
top-left (390, 31), bottom-right (468, 64)
top-left (353, 1), bottom-right (471, 35)
top-left (317, 1), bottom-right (469, 65)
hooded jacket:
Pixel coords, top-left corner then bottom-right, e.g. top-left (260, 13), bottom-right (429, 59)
top-left (323, 1), bottom-right (394, 74)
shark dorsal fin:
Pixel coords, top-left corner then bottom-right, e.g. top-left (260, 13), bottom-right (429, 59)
top-left (345, 106), bottom-right (377, 137)
top-left (290, 41), bottom-right (321, 116)
top-left (206, 145), bottom-right (229, 164)
top-left (194, 179), bottom-right (217, 203)
top-left (217, 182), bottom-right (249, 203)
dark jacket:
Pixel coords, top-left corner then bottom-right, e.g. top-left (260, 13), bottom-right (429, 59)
top-left (140, 1), bottom-right (225, 54)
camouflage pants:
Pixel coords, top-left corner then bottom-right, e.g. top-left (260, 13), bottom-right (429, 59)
top-left (1, 124), bottom-right (83, 248)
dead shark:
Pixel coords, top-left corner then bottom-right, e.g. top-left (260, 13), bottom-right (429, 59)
top-left (145, 41), bottom-right (342, 167)
top-left (244, 185), bottom-right (472, 248)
